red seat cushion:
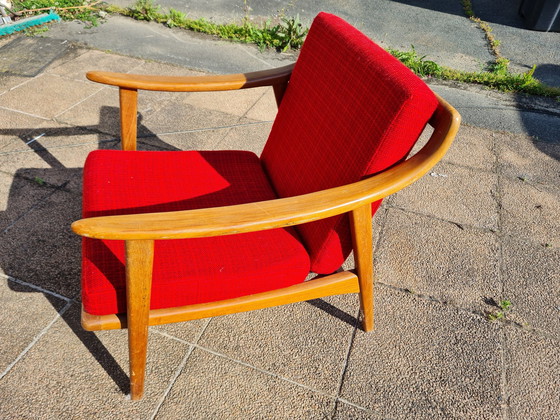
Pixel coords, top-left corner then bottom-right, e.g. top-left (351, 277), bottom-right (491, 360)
top-left (261, 12), bottom-right (439, 274)
top-left (82, 150), bottom-right (310, 316)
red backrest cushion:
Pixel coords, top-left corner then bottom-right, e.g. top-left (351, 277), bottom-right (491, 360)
top-left (261, 12), bottom-right (439, 274)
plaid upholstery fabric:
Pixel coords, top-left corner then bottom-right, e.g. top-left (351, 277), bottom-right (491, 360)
top-left (261, 12), bottom-right (439, 274)
top-left (82, 150), bottom-right (310, 316)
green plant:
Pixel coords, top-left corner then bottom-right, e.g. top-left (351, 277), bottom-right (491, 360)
top-left (388, 46), bottom-right (443, 77)
top-left (33, 176), bottom-right (45, 186)
top-left (13, 0), bottom-right (102, 26)
top-left (119, 0), bottom-right (308, 52)
top-left (275, 14), bottom-right (307, 51)
top-left (127, 0), bottom-right (163, 21)
top-left (166, 8), bottom-right (188, 28)
top-left (24, 24), bottom-right (50, 36)
top-left (487, 299), bottom-right (512, 321)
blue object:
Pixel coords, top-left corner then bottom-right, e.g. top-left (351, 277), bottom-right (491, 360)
top-left (0, 12), bottom-right (60, 36)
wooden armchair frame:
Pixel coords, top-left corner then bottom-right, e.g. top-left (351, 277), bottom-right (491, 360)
top-left (72, 64), bottom-right (460, 400)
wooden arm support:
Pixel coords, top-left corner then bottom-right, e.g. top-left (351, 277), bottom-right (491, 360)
top-left (71, 95), bottom-right (460, 241)
top-left (86, 64), bottom-right (295, 92)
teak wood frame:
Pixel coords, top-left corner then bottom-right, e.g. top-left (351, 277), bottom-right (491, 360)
top-left (72, 64), bottom-right (461, 400)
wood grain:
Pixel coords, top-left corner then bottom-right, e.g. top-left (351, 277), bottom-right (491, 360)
top-left (119, 88), bottom-right (138, 151)
top-left (86, 64), bottom-right (295, 92)
top-left (350, 204), bottom-right (374, 332)
top-left (124, 239), bottom-right (154, 400)
top-left (81, 271), bottom-right (359, 331)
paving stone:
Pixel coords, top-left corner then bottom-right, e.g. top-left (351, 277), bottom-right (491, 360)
top-left (133, 60), bottom-right (206, 76)
top-left (244, 87), bottom-right (278, 121)
top-left (0, 73), bottom-right (100, 119)
top-left (137, 128), bottom-right (227, 152)
top-left (340, 286), bottom-right (502, 419)
top-left (0, 304), bottom-right (189, 419)
top-left (46, 48), bottom-right (145, 81)
top-left (0, 37), bottom-right (70, 77)
top-left (391, 161), bottom-right (499, 230)
top-left (139, 101), bottom-right (244, 137)
top-left (441, 124), bottom-right (496, 172)
top-left (505, 328), bottom-right (560, 420)
top-left (376, 209), bottom-right (501, 313)
top-left (0, 169), bottom-right (65, 228)
top-left (333, 401), bottom-right (384, 419)
top-left (156, 347), bottom-right (335, 419)
top-left (213, 119), bottom-right (273, 154)
top-left (500, 176), bottom-right (560, 247)
top-left (0, 73), bottom-right (30, 94)
top-left (198, 293), bottom-right (359, 394)
top-left (0, 276), bottom-right (68, 374)
top-left (183, 86), bottom-right (269, 118)
top-left (0, 107), bottom-right (49, 152)
top-left (153, 319), bottom-right (210, 344)
top-left (497, 132), bottom-right (560, 187)
top-left (55, 86), bottom-right (173, 138)
top-left (502, 237), bottom-right (560, 339)
top-left (0, 127), bottom-right (104, 179)
top-left (0, 183), bottom-right (82, 299)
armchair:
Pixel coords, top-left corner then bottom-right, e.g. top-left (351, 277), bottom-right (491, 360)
top-left (72, 12), bottom-right (460, 400)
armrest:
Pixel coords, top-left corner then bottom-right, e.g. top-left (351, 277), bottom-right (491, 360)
top-left (86, 63), bottom-right (295, 92)
top-left (71, 95), bottom-right (460, 241)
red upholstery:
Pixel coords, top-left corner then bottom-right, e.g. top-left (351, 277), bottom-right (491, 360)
top-left (261, 12), bottom-right (439, 274)
top-left (82, 150), bottom-right (310, 316)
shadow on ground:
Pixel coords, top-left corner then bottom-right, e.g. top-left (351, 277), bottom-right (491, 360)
top-left (0, 107), bottom-right (178, 393)
top-left (390, 0), bottom-right (528, 28)
top-left (517, 63), bottom-right (560, 154)
top-left (1, 106), bottom-right (358, 393)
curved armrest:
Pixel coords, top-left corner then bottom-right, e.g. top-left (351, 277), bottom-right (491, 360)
top-left (72, 95), bottom-right (460, 240)
top-left (86, 63), bottom-right (295, 92)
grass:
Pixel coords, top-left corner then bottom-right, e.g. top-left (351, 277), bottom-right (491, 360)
top-left (107, 0), bottom-right (307, 52)
top-left (487, 299), bottom-right (513, 322)
top-left (12, 0), bottom-right (102, 26)
top-left (388, 46), bottom-right (560, 99)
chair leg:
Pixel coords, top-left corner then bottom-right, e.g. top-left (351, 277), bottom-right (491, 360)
top-left (350, 205), bottom-right (374, 332)
top-left (125, 239), bottom-right (155, 400)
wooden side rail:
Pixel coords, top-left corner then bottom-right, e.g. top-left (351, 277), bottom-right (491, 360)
top-left (82, 271), bottom-right (360, 331)
top-left (71, 95), bottom-right (461, 241)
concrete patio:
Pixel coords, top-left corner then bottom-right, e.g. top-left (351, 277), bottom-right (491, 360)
top-left (0, 10), bottom-right (559, 419)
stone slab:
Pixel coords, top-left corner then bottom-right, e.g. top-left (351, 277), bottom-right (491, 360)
top-left (376, 208), bottom-right (501, 313)
top-left (502, 237), bottom-right (560, 338)
top-left (0, 277), bottom-right (67, 374)
top-left (198, 293), bottom-right (359, 394)
top-left (0, 107), bottom-right (49, 151)
top-left (441, 124), bottom-right (496, 172)
top-left (140, 100), bottom-right (246, 137)
top-left (183, 86), bottom-right (270, 118)
top-left (0, 37), bottom-right (69, 77)
top-left (334, 401), bottom-right (384, 419)
top-left (505, 328), bottom-right (560, 419)
top-left (0, 73), bottom-right (100, 119)
top-left (391, 161), bottom-right (499, 230)
top-left (46, 48), bottom-right (145, 81)
top-left (497, 131), bottom-right (560, 186)
top-left (500, 176), bottom-right (560, 247)
top-left (156, 347), bottom-right (335, 419)
top-left (0, 181), bottom-right (82, 299)
top-left (212, 119), bottom-right (273, 154)
top-left (340, 285), bottom-right (503, 419)
top-left (0, 304), bottom-right (190, 419)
